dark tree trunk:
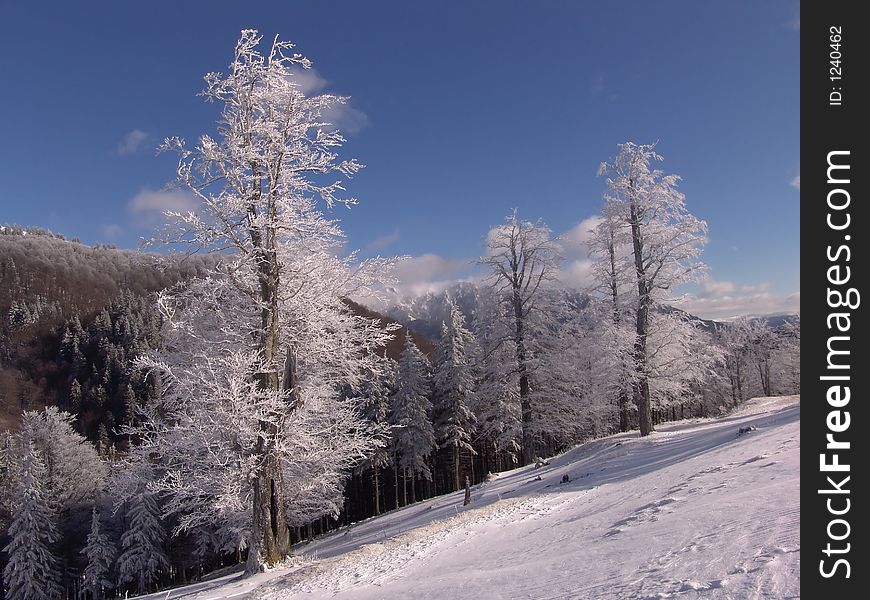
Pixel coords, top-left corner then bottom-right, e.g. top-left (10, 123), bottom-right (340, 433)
top-left (373, 465), bottom-right (380, 516)
top-left (246, 211), bottom-right (293, 572)
top-left (453, 445), bottom-right (461, 492)
top-left (629, 186), bottom-right (654, 437)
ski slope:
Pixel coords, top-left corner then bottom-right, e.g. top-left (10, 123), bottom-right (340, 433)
top-left (146, 395), bottom-right (800, 600)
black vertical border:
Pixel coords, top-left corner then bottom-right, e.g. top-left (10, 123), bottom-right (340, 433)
top-left (802, 1), bottom-right (867, 595)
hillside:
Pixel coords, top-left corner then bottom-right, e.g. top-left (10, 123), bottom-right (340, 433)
top-left (0, 228), bottom-right (432, 435)
top-left (136, 395), bottom-right (800, 600)
top-left (0, 229), bottom-right (215, 431)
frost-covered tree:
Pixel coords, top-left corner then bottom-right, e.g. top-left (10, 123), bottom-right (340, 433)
top-left (523, 291), bottom-right (587, 452)
top-left (135, 30), bottom-right (395, 571)
top-left (479, 211), bottom-right (561, 464)
top-left (432, 300), bottom-right (477, 491)
top-left (355, 360), bottom-right (396, 515)
top-left (587, 210), bottom-right (636, 431)
top-left (645, 311), bottom-right (722, 413)
top-left (718, 317), bottom-right (754, 407)
top-left (390, 331), bottom-right (436, 504)
top-left (773, 318), bottom-right (800, 395)
top-left (115, 491), bottom-right (169, 594)
top-left (471, 294), bottom-right (521, 464)
top-left (598, 142), bottom-right (707, 435)
top-left (81, 508), bottom-right (116, 600)
top-left (2, 442), bottom-right (61, 600)
top-left (10, 407), bottom-right (105, 512)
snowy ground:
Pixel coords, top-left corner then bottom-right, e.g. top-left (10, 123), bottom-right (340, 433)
top-left (144, 395), bottom-right (800, 600)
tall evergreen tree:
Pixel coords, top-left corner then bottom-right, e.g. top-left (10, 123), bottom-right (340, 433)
top-left (2, 442), bottom-right (62, 600)
top-left (432, 301), bottom-right (477, 491)
top-left (391, 331), bottom-right (436, 503)
top-left (472, 296), bottom-right (521, 463)
top-left (81, 507), bottom-right (116, 600)
top-left (115, 491), bottom-right (169, 594)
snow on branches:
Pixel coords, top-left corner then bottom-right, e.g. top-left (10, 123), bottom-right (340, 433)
top-left (125, 30), bottom-right (398, 570)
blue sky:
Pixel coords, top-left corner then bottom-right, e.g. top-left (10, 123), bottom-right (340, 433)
top-left (0, 1), bottom-right (799, 318)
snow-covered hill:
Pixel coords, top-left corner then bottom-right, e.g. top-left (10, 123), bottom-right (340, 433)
top-left (143, 395), bottom-right (800, 600)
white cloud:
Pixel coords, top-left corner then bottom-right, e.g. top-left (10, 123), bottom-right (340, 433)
top-left (392, 254), bottom-right (469, 286)
top-left (790, 175), bottom-right (800, 190)
top-left (288, 66), bottom-right (369, 135)
top-left (554, 215), bottom-right (606, 289)
top-left (559, 215), bottom-right (603, 257)
top-left (128, 189), bottom-right (198, 226)
top-left (323, 103), bottom-right (370, 135)
top-left (675, 278), bottom-right (798, 320)
top-left (288, 66), bottom-right (328, 95)
top-left (560, 258), bottom-right (594, 289)
top-left (362, 253), bottom-right (479, 307)
top-left (100, 223), bottom-right (123, 239)
top-left (364, 229), bottom-right (400, 253)
top-left (702, 278), bottom-right (735, 297)
top-left (740, 282), bottom-right (770, 294)
top-left (117, 129), bottom-right (149, 155)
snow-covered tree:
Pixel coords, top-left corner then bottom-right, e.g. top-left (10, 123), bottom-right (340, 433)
top-left (718, 317), bottom-right (754, 407)
top-left (773, 318), bottom-right (800, 395)
top-left (81, 507), bottom-right (116, 600)
top-left (479, 211), bottom-right (561, 464)
top-left (598, 142), bottom-right (707, 435)
top-left (355, 360), bottom-right (396, 515)
top-left (586, 209), bottom-right (636, 431)
top-left (2, 442), bottom-right (61, 600)
top-left (523, 291), bottom-right (586, 452)
top-left (432, 300), bottom-right (477, 491)
top-left (9, 407), bottom-right (105, 513)
top-left (390, 331), bottom-right (436, 503)
top-left (115, 491), bottom-right (169, 594)
top-left (645, 311), bottom-right (722, 413)
top-left (135, 30), bottom-right (396, 571)
top-left (471, 293), bottom-right (521, 464)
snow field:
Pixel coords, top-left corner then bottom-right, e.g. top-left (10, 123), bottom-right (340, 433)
top-left (145, 395), bottom-right (800, 600)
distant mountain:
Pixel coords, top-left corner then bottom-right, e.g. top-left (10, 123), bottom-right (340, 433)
top-left (344, 299), bottom-right (435, 359)
top-left (0, 226), bottom-right (433, 435)
top-left (0, 227), bottom-right (214, 433)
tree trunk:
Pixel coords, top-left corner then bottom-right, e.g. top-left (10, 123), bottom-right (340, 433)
top-left (373, 465), bottom-right (380, 516)
top-left (247, 452), bottom-right (291, 572)
top-left (402, 466), bottom-right (408, 507)
top-left (453, 445), bottom-right (461, 492)
top-left (628, 186), bottom-right (654, 436)
top-left (246, 221), bottom-right (293, 572)
top-left (607, 225), bottom-right (632, 433)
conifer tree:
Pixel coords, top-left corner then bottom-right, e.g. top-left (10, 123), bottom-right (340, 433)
top-left (390, 331), bottom-right (436, 503)
top-left (81, 507), bottom-right (116, 600)
top-left (2, 442), bottom-right (62, 600)
top-left (432, 301), bottom-right (477, 491)
top-left (116, 491), bottom-right (169, 594)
